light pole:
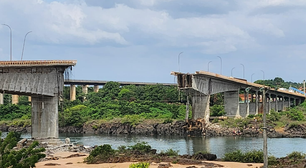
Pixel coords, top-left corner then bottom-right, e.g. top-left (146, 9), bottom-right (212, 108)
top-left (231, 67), bottom-right (235, 77)
top-left (240, 63), bottom-right (245, 78)
top-left (21, 31), bottom-right (32, 61)
top-left (178, 52), bottom-right (183, 72)
top-left (217, 56), bottom-right (222, 74)
top-left (2, 24), bottom-right (12, 61)
top-left (251, 73), bottom-right (255, 83)
top-left (208, 61), bottom-right (212, 71)
top-left (261, 70), bottom-right (265, 80)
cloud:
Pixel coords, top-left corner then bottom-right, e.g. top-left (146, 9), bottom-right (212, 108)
top-left (0, 0), bottom-right (306, 83)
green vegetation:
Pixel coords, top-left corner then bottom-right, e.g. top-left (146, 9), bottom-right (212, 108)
top-left (0, 132), bottom-right (45, 168)
top-left (129, 162), bottom-right (150, 168)
top-left (223, 150), bottom-right (266, 163)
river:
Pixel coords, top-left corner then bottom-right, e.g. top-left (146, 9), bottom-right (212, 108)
top-left (5, 132), bottom-right (306, 158)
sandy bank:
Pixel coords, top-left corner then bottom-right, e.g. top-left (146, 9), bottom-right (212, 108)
top-left (35, 152), bottom-right (263, 168)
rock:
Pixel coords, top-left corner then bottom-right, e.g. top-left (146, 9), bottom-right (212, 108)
top-left (44, 163), bottom-right (61, 166)
top-left (65, 138), bottom-right (70, 144)
top-left (247, 163), bottom-right (253, 166)
top-left (158, 163), bottom-right (172, 168)
top-left (17, 138), bottom-right (27, 149)
top-left (66, 162), bottom-right (73, 164)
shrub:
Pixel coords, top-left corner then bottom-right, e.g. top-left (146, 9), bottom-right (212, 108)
top-left (287, 108), bottom-right (304, 121)
top-left (160, 149), bottom-right (179, 156)
top-left (85, 144), bottom-right (115, 163)
top-left (223, 150), bottom-right (244, 162)
top-left (223, 150), bottom-right (264, 163)
top-left (210, 105), bottom-right (225, 116)
top-left (287, 151), bottom-right (305, 160)
top-left (129, 142), bottom-right (151, 153)
top-left (129, 162), bottom-right (150, 168)
top-left (267, 109), bottom-right (280, 121)
top-left (0, 132), bottom-right (45, 168)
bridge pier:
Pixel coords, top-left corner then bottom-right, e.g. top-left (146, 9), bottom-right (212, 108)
top-left (12, 95), bottom-right (19, 104)
top-left (31, 95), bottom-right (59, 139)
top-left (255, 91), bottom-right (259, 115)
top-left (94, 85), bottom-right (99, 93)
top-left (82, 85), bottom-right (88, 94)
top-left (224, 89), bottom-right (240, 118)
top-left (191, 94), bottom-right (210, 123)
top-left (0, 93), bottom-right (3, 104)
top-left (70, 85), bottom-right (76, 101)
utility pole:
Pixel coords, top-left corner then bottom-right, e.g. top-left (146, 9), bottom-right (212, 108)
top-left (261, 87), bottom-right (268, 168)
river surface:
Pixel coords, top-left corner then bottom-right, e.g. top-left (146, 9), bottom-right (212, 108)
top-left (5, 132), bottom-right (306, 158)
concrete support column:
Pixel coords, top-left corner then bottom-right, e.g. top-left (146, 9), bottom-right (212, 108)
top-left (255, 91), bottom-right (259, 115)
top-left (224, 89), bottom-right (240, 118)
top-left (31, 95), bottom-right (59, 139)
top-left (275, 96), bottom-right (278, 112)
top-left (12, 95), bottom-right (19, 105)
top-left (288, 97), bottom-right (291, 108)
top-left (192, 94), bottom-right (210, 123)
top-left (70, 85), bottom-right (76, 101)
top-left (268, 93), bottom-right (271, 114)
top-left (282, 96), bottom-right (285, 111)
top-left (94, 85), bottom-right (99, 93)
top-left (246, 90), bottom-right (250, 117)
top-left (82, 85), bottom-right (88, 94)
top-left (0, 93), bottom-right (3, 105)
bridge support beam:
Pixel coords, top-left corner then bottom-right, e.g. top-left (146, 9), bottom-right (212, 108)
top-left (224, 89), bottom-right (240, 118)
top-left (94, 85), bottom-right (99, 93)
top-left (12, 95), bottom-right (19, 105)
top-left (192, 94), bottom-right (210, 123)
top-left (70, 85), bottom-right (76, 101)
top-left (31, 95), bottom-right (59, 139)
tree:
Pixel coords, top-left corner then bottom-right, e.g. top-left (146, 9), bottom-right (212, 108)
top-left (0, 132), bottom-right (45, 168)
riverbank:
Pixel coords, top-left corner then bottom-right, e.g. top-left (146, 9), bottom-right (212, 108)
top-left (1, 119), bottom-right (305, 138)
top-left (36, 151), bottom-right (263, 168)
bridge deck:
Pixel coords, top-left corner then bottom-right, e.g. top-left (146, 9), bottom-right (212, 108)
top-left (0, 60), bottom-right (76, 67)
top-left (172, 70), bottom-right (306, 98)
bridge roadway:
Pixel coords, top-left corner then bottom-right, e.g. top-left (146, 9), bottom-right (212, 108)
top-left (172, 70), bottom-right (306, 123)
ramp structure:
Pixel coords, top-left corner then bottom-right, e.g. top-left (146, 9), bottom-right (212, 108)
top-left (0, 60), bottom-right (76, 139)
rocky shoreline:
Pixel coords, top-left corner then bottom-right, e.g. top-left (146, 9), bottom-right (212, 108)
top-left (1, 120), bottom-right (306, 138)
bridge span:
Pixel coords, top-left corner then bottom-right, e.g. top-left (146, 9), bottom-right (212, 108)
top-left (172, 71), bottom-right (306, 123)
top-left (0, 60), bottom-right (76, 139)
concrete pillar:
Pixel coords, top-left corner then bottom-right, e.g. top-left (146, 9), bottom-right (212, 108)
top-left (282, 96), bottom-right (285, 111)
top-left (255, 91), bottom-right (259, 115)
top-left (0, 93), bottom-right (3, 105)
top-left (82, 85), bottom-right (88, 94)
top-left (268, 93), bottom-right (271, 114)
top-left (224, 89), bottom-right (240, 118)
top-left (246, 90), bottom-right (250, 117)
top-left (70, 85), bottom-right (76, 101)
top-left (12, 95), bottom-right (19, 105)
top-left (94, 85), bottom-right (99, 93)
top-left (192, 94), bottom-right (210, 123)
top-left (28, 96), bottom-right (32, 102)
top-left (31, 95), bottom-right (59, 139)
top-left (275, 96), bottom-right (278, 112)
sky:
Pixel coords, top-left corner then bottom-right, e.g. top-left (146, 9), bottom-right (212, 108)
top-left (1, 0), bottom-right (306, 84)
